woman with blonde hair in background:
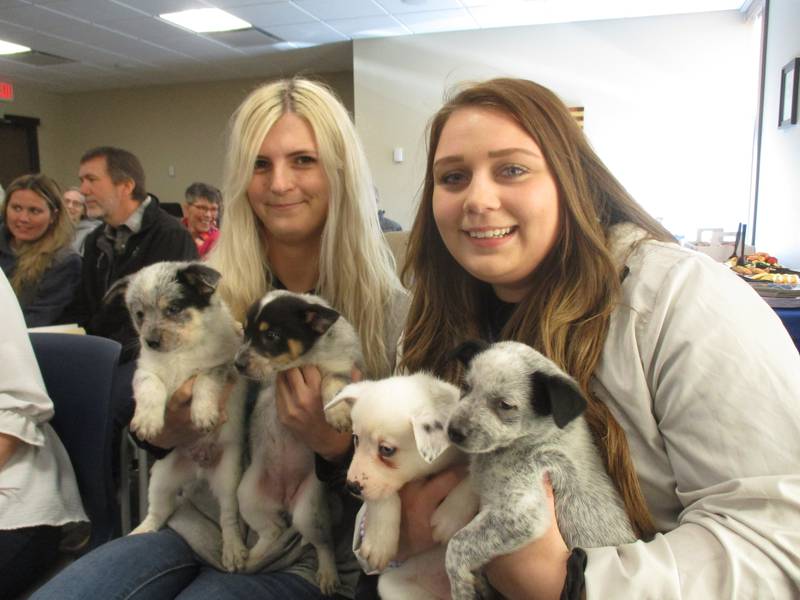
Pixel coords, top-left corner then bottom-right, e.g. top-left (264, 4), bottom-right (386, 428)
top-left (388, 78), bottom-right (800, 599)
top-left (32, 78), bottom-right (407, 600)
top-left (0, 174), bottom-right (80, 327)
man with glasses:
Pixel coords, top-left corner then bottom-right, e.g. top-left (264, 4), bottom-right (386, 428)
top-left (181, 182), bottom-right (221, 259)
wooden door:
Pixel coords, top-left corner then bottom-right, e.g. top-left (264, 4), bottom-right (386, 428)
top-left (0, 114), bottom-right (40, 188)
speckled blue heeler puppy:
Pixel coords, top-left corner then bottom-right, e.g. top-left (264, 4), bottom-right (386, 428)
top-left (105, 261), bottom-right (248, 573)
top-left (445, 340), bottom-right (636, 600)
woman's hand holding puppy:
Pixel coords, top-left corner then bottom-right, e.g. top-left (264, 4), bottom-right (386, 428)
top-left (144, 378), bottom-right (232, 450)
top-left (483, 477), bottom-right (569, 600)
top-left (395, 469), bottom-right (568, 600)
top-left (394, 463), bottom-right (469, 560)
top-left (276, 365), bottom-right (352, 462)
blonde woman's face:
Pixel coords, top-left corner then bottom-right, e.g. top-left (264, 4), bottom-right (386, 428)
top-left (6, 189), bottom-right (55, 243)
top-left (246, 112), bottom-right (330, 248)
top-left (63, 190), bottom-right (85, 224)
top-left (432, 107), bottom-right (560, 303)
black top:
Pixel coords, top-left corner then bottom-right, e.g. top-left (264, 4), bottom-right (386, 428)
top-left (484, 287), bottom-right (517, 342)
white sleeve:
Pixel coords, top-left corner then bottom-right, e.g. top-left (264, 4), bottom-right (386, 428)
top-left (0, 272), bottom-right (53, 448)
top-left (585, 252), bottom-right (800, 599)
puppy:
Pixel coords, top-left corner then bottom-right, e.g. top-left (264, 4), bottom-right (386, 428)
top-left (326, 373), bottom-right (478, 600)
top-left (234, 290), bottom-right (364, 593)
top-left (107, 261), bottom-right (248, 572)
top-left (444, 340), bottom-right (637, 599)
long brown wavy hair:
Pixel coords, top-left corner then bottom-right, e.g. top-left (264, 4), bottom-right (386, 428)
top-left (401, 78), bottom-right (674, 539)
top-left (3, 173), bottom-right (74, 296)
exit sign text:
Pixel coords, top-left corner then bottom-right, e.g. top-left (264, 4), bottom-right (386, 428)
top-left (0, 81), bottom-right (14, 102)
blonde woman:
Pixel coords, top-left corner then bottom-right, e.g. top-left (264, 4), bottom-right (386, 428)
top-left (33, 78), bottom-right (407, 600)
top-left (390, 78), bottom-right (800, 599)
top-left (0, 174), bottom-right (80, 327)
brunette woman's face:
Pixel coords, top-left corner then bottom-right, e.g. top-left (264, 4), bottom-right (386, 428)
top-left (5, 189), bottom-right (55, 243)
top-left (246, 112), bottom-right (330, 247)
top-left (432, 107), bottom-right (560, 302)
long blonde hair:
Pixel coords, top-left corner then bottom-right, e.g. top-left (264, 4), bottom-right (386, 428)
top-left (3, 174), bottom-right (74, 296)
top-left (209, 78), bottom-right (402, 377)
top-left (402, 78), bottom-right (674, 539)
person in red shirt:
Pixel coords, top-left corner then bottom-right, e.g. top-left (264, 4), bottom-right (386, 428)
top-left (181, 182), bottom-right (221, 259)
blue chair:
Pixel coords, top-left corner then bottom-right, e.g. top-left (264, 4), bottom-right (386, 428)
top-left (29, 333), bottom-right (122, 550)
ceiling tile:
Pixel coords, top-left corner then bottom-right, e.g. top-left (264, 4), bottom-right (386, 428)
top-left (224, 2), bottom-right (317, 28)
top-left (109, 0), bottom-right (211, 16)
top-left (373, 0), bottom-right (464, 14)
top-left (396, 8), bottom-right (478, 33)
top-left (188, 0), bottom-right (282, 7)
top-left (266, 21), bottom-right (348, 46)
top-left (0, 5), bottom-right (92, 36)
top-left (101, 13), bottom-right (243, 57)
top-left (327, 15), bottom-right (409, 39)
top-left (40, 0), bottom-right (147, 23)
top-left (294, 0), bottom-right (385, 20)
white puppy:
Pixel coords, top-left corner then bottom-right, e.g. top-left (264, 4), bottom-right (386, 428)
top-left (107, 261), bottom-right (248, 572)
top-left (326, 373), bottom-right (479, 600)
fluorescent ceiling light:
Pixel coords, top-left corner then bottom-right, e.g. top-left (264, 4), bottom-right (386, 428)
top-left (0, 39), bottom-right (31, 55)
top-left (160, 8), bottom-right (251, 33)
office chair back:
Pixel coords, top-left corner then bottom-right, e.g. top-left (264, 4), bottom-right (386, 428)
top-left (29, 333), bottom-right (122, 550)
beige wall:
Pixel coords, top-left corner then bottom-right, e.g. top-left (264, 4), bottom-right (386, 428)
top-left (54, 71), bottom-right (353, 204)
top-left (353, 11), bottom-right (758, 238)
top-left (1, 84), bottom-right (67, 188)
top-left (754, 0), bottom-right (800, 267)
top-left (2, 72), bottom-right (353, 203)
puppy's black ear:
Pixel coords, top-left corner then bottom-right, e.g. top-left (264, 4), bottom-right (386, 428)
top-left (447, 339), bottom-right (489, 367)
top-left (177, 263), bottom-right (222, 298)
top-left (529, 371), bottom-right (587, 428)
top-left (304, 304), bottom-right (340, 335)
top-left (103, 275), bottom-right (131, 307)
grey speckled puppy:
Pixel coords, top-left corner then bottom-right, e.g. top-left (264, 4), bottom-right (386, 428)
top-left (445, 340), bottom-right (636, 600)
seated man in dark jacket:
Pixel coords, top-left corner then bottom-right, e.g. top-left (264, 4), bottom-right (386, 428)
top-left (62, 146), bottom-right (198, 426)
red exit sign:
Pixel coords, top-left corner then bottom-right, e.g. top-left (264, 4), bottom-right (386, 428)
top-left (0, 81), bottom-right (14, 102)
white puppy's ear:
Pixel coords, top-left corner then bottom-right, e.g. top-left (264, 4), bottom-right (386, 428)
top-left (411, 410), bottom-right (450, 464)
top-left (411, 376), bottom-right (460, 463)
top-left (324, 381), bottom-right (363, 412)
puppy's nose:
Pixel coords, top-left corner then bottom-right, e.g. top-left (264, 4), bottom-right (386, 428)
top-left (447, 425), bottom-right (466, 444)
top-left (145, 338), bottom-right (160, 350)
top-left (346, 480), bottom-right (363, 497)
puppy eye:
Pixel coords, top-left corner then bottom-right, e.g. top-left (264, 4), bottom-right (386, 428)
top-left (378, 444), bottom-right (396, 458)
top-left (263, 330), bottom-right (280, 341)
top-left (498, 399), bottom-right (516, 411)
top-left (135, 310), bottom-right (144, 322)
top-left (165, 304), bottom-right (182, 316)
top-left (352, 434), bottom-right (359, 448)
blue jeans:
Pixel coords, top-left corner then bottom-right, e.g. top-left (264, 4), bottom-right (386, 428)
top-left (30, 529), bottom-right (335, 600)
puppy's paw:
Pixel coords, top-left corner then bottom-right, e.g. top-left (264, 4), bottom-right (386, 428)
top-left (130, 516), bottom-right (160, 535)
top-left (189, 398), bottom-right (220, 433)
top-left (360, 530), bottom-right (397, 572)
top-left (130, 407), bottom-right (165, 440)
top-left (431, 497), bottom-right (476, 543)
top-left (221, 538), bottom-right (248, 573)
top-left (316, 564), bottom-right (340, 596)
top-left (324, 401), bottom-right (352, 433)
top-left (431, 507), bottom-right (468, 544)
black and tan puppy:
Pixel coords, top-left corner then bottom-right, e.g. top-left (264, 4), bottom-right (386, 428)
top-left (234, 290), bottom-right (363, 592)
